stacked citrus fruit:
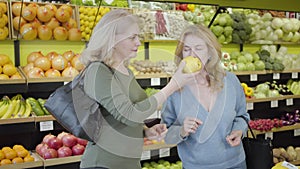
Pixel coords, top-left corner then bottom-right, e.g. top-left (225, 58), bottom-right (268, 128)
top-left (0, 145), bottom-right (34, 166)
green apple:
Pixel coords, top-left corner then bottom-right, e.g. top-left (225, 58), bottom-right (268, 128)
top-left (182, 56), bottom-right (202, 73)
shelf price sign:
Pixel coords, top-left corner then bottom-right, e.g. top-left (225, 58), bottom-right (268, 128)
top-left (246, 103), bottom-right (254, 110)
top-left (286, 98), bottom-right (293, 106)
top-left (271, 100), bottom-right (278, 108)
top-left (291, 72), bottom-right (298, 79)
top-left (250, 74), bottom-right (257, 81)
top-left (40, 121), bottom-right (54, 131)
top-left (151, 78), bottom-right (160, 86)
top-left (294, 129), bottom-right (300, 137)
top-left (141, 150), bottom-right (151, 160)
top-left (159, 148), bottom-right (170, 158)
top-left (265, 132), bottom-right (273, 140)
top-left (273, 73), bottom-right (280, 80)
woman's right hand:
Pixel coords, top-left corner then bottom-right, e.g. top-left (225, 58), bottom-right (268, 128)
top-left (170, 61), bottom-right (200, 89)
top-left (180, 117), bottom-right (202, 138)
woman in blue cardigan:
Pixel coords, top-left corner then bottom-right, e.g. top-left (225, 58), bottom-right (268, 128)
top-left (161, 24), bottom-right (250, 169)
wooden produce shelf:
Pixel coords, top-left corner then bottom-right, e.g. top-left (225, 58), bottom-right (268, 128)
top-left (0, 152), bottom-right (43, 169)
top-left (234, 70), bottom-right (267, 76)
top-left (143, 143), bottom-right (176, 151)
top-left (251, 123), bottom-right (300, 136)
top-left (246, 95), bottom-right (300, 103)
top-left (34, 115), bottom-right (56, 122)
top-left (135, 73), bottom-right (171, 79)
top-left (41, 155), bottom-right (82, 167)
top-left (0, 116), bottom-right (34, 125)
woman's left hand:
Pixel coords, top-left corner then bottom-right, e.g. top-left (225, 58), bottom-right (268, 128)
top-left (145, 124), bottom-right (168, 141)
top-left (226, 130), bottom-right (243, 147)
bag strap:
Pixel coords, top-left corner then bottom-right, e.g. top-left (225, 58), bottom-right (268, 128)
top-left (238, 115), bottom-right (256, 139)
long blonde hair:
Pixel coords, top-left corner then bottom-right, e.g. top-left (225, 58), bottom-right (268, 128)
top-left (80, 9), bottom-right (139, 67)
top-left (175, 24), bottom-right (225, 91)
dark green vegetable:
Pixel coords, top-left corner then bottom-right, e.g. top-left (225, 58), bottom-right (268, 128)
top-left (38, 98), bottom-right (50, 115)
top-left (26, 97), bottom-right (45, 116)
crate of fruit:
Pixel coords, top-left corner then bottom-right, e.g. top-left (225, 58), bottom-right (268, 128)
top-left (0, 53), bottom-right (26, 83)
top-left (10, 1), bottom-right (81, 41)
top-left (0, 0), bottom-right (12, 40)
top-left (77, 5), bottom-right (132, 41)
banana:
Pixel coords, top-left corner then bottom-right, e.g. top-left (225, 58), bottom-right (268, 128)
top-left (10, 99), bottom-right (21, 118)
top-left (23, 100), bottom-right (32, 118)
top-left (0, 102), bottom-right (9, 118)
top-left (0, 96), bottom-right (10, 118)
top-left (1, 99), bottom-right (18, 119)
top-left (13, 100), bottom-right (26, 118)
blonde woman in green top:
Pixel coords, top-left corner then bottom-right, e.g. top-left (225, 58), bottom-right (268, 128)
top-left (79, 9), bottom-right (199, 169)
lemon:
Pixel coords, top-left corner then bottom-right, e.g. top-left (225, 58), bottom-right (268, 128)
top-left (182, 56), bottom-right (202, 73)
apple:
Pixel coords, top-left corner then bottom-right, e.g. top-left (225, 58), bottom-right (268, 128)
top-left (182, 56), bottom-right (202, 73)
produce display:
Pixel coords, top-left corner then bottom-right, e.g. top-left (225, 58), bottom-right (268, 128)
top-left (241, 83), bottom-right (254, 98)
top-left (35, 132), bottom-right (87, 159)
top-left (11, 2), bottom-right (81, 41)
top-left (22, 50), bottom-right (84, 78)
top-left (0, 54), bottom-right (23, 79)
top-left (129, 60), bottom-right (164, 75)
top-left (143, 137), bottom-right (164, 146)
top-left (249, 118), bottom-right (284, 132)
top-left (210, 12), bottom-right (233, 44)
top-left (182, 5), bottom-right (216, 26)
top-left (287, 79), bottom-right (300, 95)
top-left (78, 6), bottom-right (111, 41)
top-left (0, 145), bottom-right (35, 165)
top-left (230, 12), bottom-right (252, 44)
top-left (0, 94), bottom-right (32, 119)
top-left (0, 1), bottom-right (9, 40)
top-left (273, 146), bottom-right (300, 164)
top-left (142, 159), bottom-right (182, 169)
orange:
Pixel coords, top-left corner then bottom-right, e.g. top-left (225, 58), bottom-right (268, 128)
top-left (16, 149), bottom-right (29, 158)
top-left (4, 149), bottom-right (17, 160)
top-left (0, 150), bottom-right (5, 160)
top-left (1, 159), bottom-right (12, 165)
top-left (12, 157), bottom-right (24, 164)
top-left (24, 155), bottom-right (34, 162)
top-left (13, 145), bottom-right (25, 151)
top-left (1, 146), bottom-right (12, 153)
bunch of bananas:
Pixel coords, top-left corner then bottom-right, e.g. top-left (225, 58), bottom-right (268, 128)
top-left (0, 95), bottom-right (32, 119)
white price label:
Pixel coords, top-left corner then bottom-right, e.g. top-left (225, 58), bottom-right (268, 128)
top-left (64, 82), bottom-right (68, 85)
top-left (294, 129), bottom-right (300, 136)
top-left (159, 148), bottom-right (170, 158)
top-left (273, 73), bottom-right (280, 80)
top-left (250, 74), bottom-right (257, 81)
top-left (265, 132), bottom-right (273, 140)
top-left (286, 98), bottom-right (293, 106)
top-left (141, 150), bottom-right (151, 160)
top-left (151, 78), bottom-right (160, 86)
top-left (246, 103), bottom-right (254, 110)
top-left (271, 100), bottom-right (278, 108)
top-left (292, 72), bottom-right (298, 79)
top-left (40, 121), bottom-right (54, 131)
top-left (281, 161), bottom-right (298, 169)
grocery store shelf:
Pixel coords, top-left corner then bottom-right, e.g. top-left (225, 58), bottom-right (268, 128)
top-left (143, 143), bottom-right (177, 151)
top-left (135, 73), bottom-right (171, 79)
top-left (0, 117), bottom-right (35, 125)
top-left (246, 95), bottom-right (300, 103)
top-left (42, 154), bottom-right (82, 167)
top-left (251, 123), bottom-right (300, 136)
top-left (0, 152), bottom-right (43, 169)
top-left (234, 70), bottom-right (267, 76)
top-left (34, 115), bottom-right (56, 122)
top-left (136, 0), bottom-right (300, 12)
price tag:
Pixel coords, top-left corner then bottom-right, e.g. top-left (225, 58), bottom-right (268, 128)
top-left (265, 132), bottom-right (273, 140)
top-left (286, 98), bottom-right (293, 106)
top-left (271, 100), bottom-right (278, 108)
top-left (141, 150), bottom-right (151, 160)
top-left (292, 72), bottom-right (298, 79)
top-left (151, 78), bottom-right (160, 86)
top-left (40, 121), bottom-right (54, 131)
top-left (159, 148), bottom-right (170, 158)
top-left (246, 103), bottom-right (254, 110)
top-left (273, 73), bottom-right (280, 80)
top-left (64, 82), bottom-right (68, 85)
top-left (281, 161), bottom-right (298, 169)
top-left (294, 129), bottom-right (300, 136)
top-left (250, 74), bottom-right (257, 81)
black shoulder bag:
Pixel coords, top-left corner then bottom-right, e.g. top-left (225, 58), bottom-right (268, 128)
top-left (239, 116), bottom-right (274, 169)
top-left (44, 62), bottom-right (111, 142)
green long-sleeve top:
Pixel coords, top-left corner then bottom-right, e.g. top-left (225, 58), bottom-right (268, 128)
top-left (80, 62), bottom-right (158, 169)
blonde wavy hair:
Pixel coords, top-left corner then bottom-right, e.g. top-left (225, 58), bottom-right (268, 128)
top-left (175, 24), bottom-right (225, 91)
top-left (80, 9), bottom-right (139, 67)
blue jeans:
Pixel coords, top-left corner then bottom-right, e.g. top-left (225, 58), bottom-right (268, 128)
top-left (81, 167), bottom-right (108, 169)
